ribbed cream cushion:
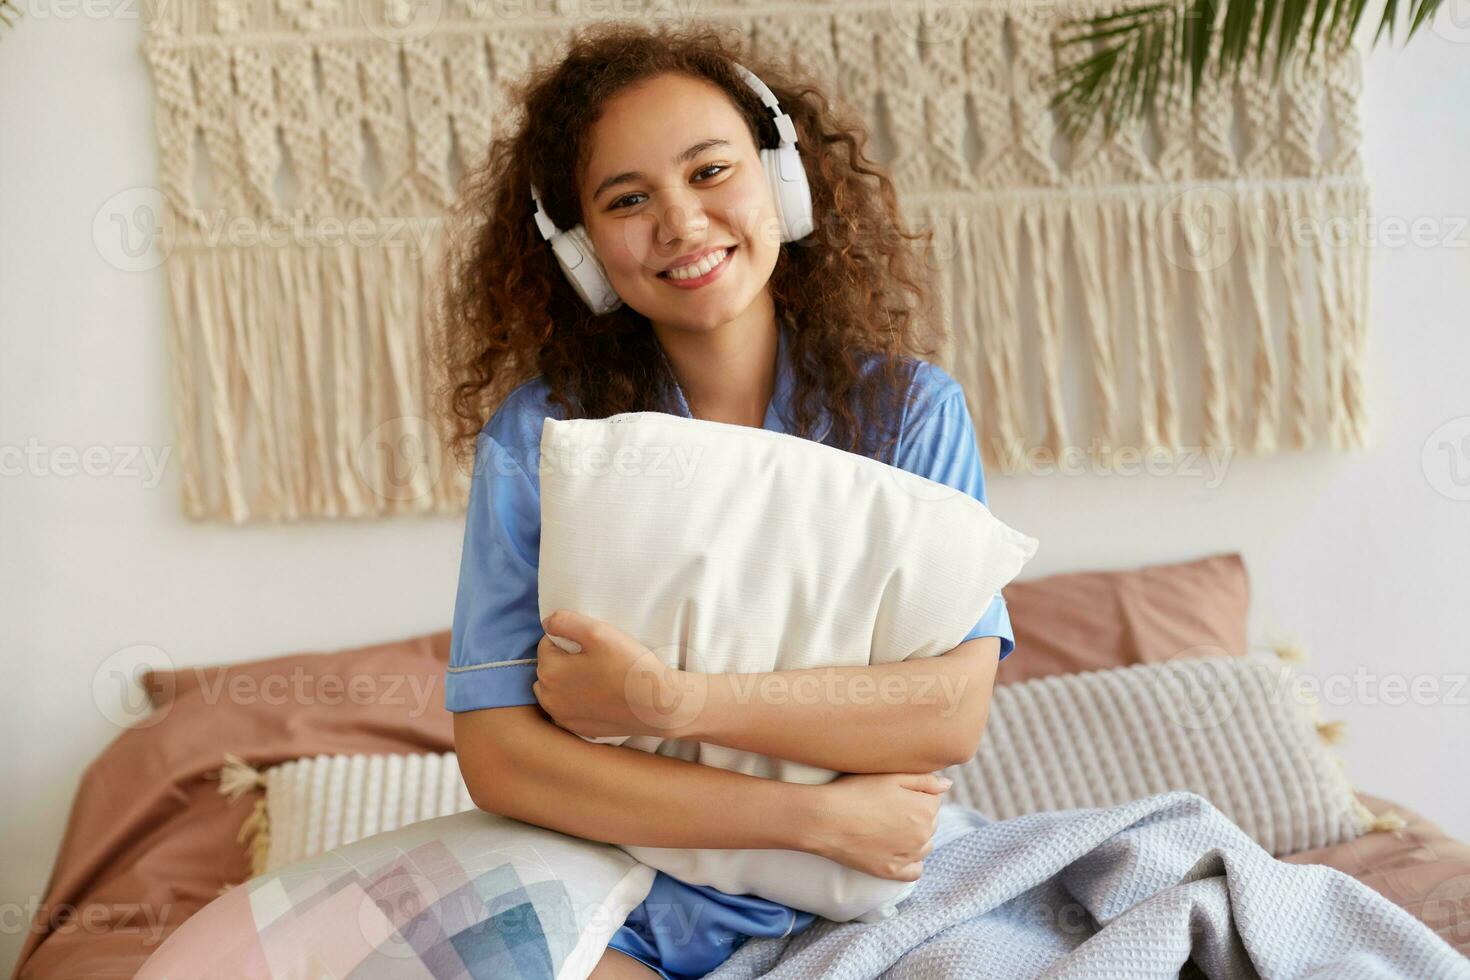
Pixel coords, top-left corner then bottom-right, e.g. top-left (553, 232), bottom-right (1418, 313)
top-left (240, 654), bottom-right (1370, 877)
top-left (258, 752), bottom-right (475, 873)
top-left (941, 653), bottom-right (1373, 856)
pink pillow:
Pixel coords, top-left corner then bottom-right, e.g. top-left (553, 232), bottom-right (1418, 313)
top-left (997, 552), bottom-right (1249, 686)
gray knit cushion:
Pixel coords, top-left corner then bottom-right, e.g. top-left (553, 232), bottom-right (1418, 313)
top-left (943, 653), bottom-right (1373, 856)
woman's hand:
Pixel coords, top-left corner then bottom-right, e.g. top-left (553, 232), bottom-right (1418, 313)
top-left (800, 771), bottom-right (951, 882)
top-left (534, 608), bottom-right (707, 740)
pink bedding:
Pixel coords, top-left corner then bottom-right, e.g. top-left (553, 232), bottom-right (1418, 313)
top-left (15, 554), bottom-right (1467, 974)
top-left (14, 631), bottom-right (455, 979)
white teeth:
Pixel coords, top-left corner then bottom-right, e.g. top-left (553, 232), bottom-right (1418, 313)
top-left (665, 248), bottom-right (728, 281)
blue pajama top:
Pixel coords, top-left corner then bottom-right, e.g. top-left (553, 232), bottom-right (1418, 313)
top-left (445, 321), bottom-right (1016, 979)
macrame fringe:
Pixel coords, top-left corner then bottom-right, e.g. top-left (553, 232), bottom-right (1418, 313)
top-left (161, 242), bottom-right (464, 524)
top-left (215, 753), bottom-right (273, 878)
top-left (923, 179), bottom-right (1372, 476)
top-left (142, 0), bottom-right (1371, 521)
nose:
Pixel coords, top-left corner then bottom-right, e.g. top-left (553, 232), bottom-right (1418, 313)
top-left (655, 184), bottom-right (709, 248)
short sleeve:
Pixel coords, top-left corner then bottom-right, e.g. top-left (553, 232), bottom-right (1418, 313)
top-left (891, 368), bottom-right (1017, 660)
top-left (445, 430), bottom-right (545, 712)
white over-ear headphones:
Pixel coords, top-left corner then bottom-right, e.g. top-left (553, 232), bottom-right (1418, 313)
top-left (530, 61), bottom-right (815, 315)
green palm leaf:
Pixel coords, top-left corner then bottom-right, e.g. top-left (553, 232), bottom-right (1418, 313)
top-left (1047, 0), bottom-right (1448, 143)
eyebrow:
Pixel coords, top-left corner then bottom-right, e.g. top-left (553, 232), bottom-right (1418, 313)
top-left (592, 138), bottom-right (732, 202)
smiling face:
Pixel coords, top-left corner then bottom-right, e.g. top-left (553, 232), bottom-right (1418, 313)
top-left (576, 72), bottom-right (782, 335)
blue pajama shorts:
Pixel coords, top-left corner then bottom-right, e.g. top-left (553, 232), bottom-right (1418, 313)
top-left (604, 871), bottom-right (818, 980)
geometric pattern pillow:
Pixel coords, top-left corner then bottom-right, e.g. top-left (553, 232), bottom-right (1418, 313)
top-left (136, 807), bottom-right (654, 980)
top-left (942, 651), bottom-right (1400, 857)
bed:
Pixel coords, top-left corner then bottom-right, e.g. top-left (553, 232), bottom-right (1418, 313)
top-left (12, 553), bottom-right (1468, 977)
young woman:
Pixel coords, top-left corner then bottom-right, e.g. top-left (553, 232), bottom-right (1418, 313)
top-left (434, 23), bottom-right (1015, 980)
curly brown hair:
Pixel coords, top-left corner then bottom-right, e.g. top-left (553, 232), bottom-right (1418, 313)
top-left (431, 19), bottom-right (950, 471)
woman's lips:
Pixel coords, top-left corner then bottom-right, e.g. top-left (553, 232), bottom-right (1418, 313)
top-left (658, 245), bottom-right (737, 290)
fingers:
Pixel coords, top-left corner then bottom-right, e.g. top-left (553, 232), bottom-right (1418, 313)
top-left (545, 633), bottom-right (583, 654)
top-left (537, 633), bottom-right (577, 659)
top-left (539, 610), bottom-right (590, 655)
top-left (542, 609), bottom-right (626, 653)
top-left (899, 772), bottom-right (954, 795)
top-left (898, 861), bottom-right (924, 882)
top-left (541, 609), bottom-right (587, 651)
top-left (895, 834), bottom-right (936, 878)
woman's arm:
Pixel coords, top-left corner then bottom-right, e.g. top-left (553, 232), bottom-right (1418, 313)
top-left (454, 703), bottom-right (828, 852)
top-left (534, 608), bottom-right (1002, 776)
top-left (679, 636), bottom-right (1002, 774)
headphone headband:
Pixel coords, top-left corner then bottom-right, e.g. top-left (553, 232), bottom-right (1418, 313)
top-left (729, 62), bottom-right (800, 147)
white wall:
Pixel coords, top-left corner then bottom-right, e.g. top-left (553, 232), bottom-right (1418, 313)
top-left (2, 8), bottom-right (1467, 973)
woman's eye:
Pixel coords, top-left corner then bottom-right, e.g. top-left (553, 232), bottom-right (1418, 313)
top-left (609, 165), bottom-right (728, 211)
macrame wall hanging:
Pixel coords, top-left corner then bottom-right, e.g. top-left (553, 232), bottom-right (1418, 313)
top-left (141, 0), bottom-right (1371, 523)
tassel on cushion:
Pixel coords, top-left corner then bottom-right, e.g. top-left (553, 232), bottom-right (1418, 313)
top-left (1272, 638), bottom-right (1310, 665)
top-left (212, 753), bottom-right (272, 879)
top-left (1368, 811), bottom-right (1409, 833)
top-left (1352, 796), bottom-right (1409, 836)
top-left (216, 752), bottom-right (266, 801)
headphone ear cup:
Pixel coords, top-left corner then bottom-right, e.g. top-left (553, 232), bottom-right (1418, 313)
top-left (761, 145), bottom-right (814, 243)
top-left (560, 224), bottom-right (622, 315)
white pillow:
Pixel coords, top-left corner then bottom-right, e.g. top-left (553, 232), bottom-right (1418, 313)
top-left (537, 411), bottom-right (1039, 921)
